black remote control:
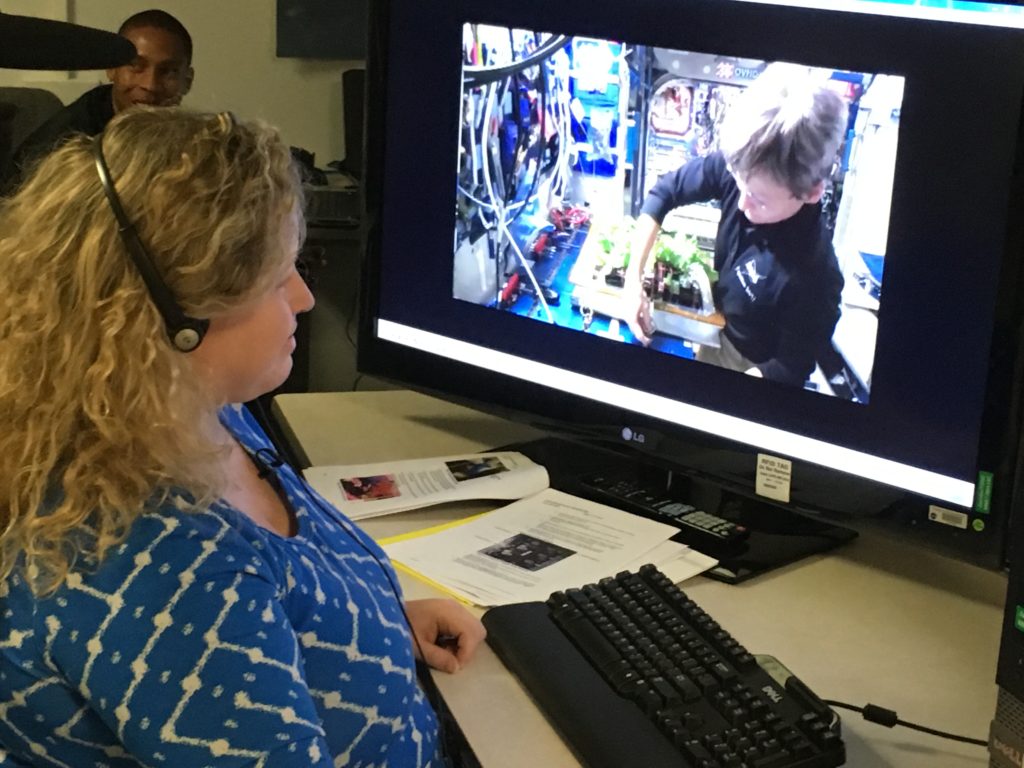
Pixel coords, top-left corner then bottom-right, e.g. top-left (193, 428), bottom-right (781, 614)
top-left (578, 473), bottom-right (750, 549)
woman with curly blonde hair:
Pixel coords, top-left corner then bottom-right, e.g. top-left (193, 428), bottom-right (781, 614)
top-left (0, 107), bottom-right (483, 767)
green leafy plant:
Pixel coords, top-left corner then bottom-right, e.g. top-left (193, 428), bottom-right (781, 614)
top-left (656, 228), bottom-right (716, 283)
top-left (593, 216), bottom-right (714, 282)
top-left (594, 218), bottom-right (635, 270)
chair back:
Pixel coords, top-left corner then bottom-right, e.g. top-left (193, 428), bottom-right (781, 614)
top-left (0, 86), bottom-right (63, 170)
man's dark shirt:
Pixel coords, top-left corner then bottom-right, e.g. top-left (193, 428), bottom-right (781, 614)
top-left (641, 150), bottom-right (843, 385)
top-left (2, 83), bottom-right (115, 193)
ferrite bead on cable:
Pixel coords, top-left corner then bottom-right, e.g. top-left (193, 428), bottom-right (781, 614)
top-left (863, 704), bottom-right (899, 728)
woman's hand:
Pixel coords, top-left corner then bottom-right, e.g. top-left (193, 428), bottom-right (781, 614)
top-left (404, 598), bottom-right (487, 674)
top-left (623, 214), bottom-right (662, 346)
top-left (623, 285), bottom-right (655, 346)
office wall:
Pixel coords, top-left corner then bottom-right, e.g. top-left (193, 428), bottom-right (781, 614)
top-left (0, 0), bottom-right (361, 164)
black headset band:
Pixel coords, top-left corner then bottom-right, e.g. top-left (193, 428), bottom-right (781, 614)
top-left (91, 133), bottom-right (209, 352)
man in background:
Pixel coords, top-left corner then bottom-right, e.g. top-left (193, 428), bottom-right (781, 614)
top-left (2, 9), bottom-right (193, 192)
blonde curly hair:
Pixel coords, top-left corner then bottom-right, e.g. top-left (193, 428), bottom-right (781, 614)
top-left (0, 107), bottom-right (304, 595)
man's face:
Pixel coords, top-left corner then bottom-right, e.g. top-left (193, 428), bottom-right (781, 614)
top-left (107, 26), bottom-right (193, 113)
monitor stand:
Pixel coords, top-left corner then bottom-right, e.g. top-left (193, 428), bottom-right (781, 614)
top-left (499, 436), bottom-right (858, 584)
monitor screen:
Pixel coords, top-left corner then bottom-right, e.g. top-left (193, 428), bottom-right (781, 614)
top-left (359, 0), bottom-right (1024, 572)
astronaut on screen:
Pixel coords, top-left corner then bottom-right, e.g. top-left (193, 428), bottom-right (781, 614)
top-left (624, 64), bottom-right (848, 386)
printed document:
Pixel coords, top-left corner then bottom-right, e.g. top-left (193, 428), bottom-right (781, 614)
top-left (382, 488), bottom-right (715, 606)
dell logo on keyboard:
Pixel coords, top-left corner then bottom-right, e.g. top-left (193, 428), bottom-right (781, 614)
top-left (991, 734), bottom-right (1023, 767)
top-left (762, 685), bottom-right (783, 704)
top-left (621, 427), bottom-right (646, 444)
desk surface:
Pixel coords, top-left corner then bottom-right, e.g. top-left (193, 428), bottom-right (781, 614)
top-left (273, 389), bottom-right (1005, 768)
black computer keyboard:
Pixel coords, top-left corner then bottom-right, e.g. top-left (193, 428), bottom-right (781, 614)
top-left (482, 565), bottom-right (845, 768)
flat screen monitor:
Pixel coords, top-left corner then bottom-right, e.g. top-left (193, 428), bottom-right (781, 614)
top-left (358, 0), bottom-right (1024, 580)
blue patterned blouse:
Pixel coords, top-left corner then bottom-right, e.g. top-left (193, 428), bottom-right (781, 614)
top-left (0, 404), bottom-right (439, 767)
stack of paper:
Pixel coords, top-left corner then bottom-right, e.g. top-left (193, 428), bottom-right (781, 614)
top-left (304, 451), bottom-right (549, 520)
top-left (382, 488), bottom-right (717, 607)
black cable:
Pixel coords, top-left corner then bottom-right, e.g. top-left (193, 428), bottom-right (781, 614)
top-left (823, 700), bottom-right (987, 747)
top-left (343, 268), bottom-right (359, 351)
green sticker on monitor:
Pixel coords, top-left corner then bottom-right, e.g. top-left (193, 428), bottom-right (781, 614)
top-left (975, 471), bottom-right (993, 514)
top-left (1015, 605), bottom-right (1024, 634)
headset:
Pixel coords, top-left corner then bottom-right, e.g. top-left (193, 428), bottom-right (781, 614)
top-left (91, 132), bottom-right (209, 352)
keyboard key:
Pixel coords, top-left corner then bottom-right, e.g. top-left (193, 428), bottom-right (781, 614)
top-left (680, 739), bottom-right (715, 763)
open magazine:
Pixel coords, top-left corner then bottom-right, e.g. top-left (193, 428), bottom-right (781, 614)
top-left (303, 451), bottom-right (549, 520)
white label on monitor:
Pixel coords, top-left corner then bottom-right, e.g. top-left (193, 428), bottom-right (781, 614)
top-left (928, 505), bottom-right (968, 530)
top-left (756, 454), bottom-right (792, 503)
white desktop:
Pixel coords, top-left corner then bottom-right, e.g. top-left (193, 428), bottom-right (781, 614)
top-left (272, 389), bottom-right (1005, 768)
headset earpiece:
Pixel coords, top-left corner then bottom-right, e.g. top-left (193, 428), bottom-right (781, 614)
top-left (172, 325), bottom-right (204, 353)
